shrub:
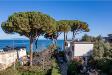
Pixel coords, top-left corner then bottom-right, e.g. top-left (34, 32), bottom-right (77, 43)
top-left (51, 59), bottom-right (61, 75)
top-left (67, 61), bottom-right (81, 75)
top-left (89, 58), bottom-right (112, 74)
top-left (95, 58), bottom-right (112, 74)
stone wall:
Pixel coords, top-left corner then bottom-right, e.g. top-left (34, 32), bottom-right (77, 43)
top-left (0, 49), bottom-right (26, 70)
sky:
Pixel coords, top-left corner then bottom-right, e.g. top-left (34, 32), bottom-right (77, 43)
top-left (0, 0), bottom-right (112, 40)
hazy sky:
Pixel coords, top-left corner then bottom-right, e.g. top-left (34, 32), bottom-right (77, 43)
top-left (0, 0), bottom-right (112, 39)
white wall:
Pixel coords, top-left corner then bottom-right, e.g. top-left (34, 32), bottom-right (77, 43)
top-left (74, 44), bottom-right (93, 56)
top-left (0, 51), bottom-right (17, 64)
top-left (0, 49), bottom-right (26, 70)
top-left (18, 48), bottom-right (26, 58)
top-left (0, 51), bottom-right (17, 70)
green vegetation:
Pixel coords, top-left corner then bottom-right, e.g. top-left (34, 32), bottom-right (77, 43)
top-left (82, 34), bottom-right (112, 74)
top-left (51, 59), bottom-right (61, 75)
top-left (0, 66), bottom-right (46, 75)
top-left (81, 34), bottom-right (112, 59)
top-left (0, 59), bottom-right (61, 75)
top-left (70, 20), bottom-right (89, 40)
top-left (45, 20), bottom-right (90, 50)
top-left (57, 20), bottom-right (89, 40)
top-left (1, 11), bottom-right (90, 75)
top-left (57, 20), bottom-right (71, 50)
top-left (67, 34), bottom-right (112, 75)
top-left (67, 61), bottom-right (82, 75)
top-left (0, 45), bottom-right (61, 75)
top-left (1, 11), bottom-right (56, 66)
top-left (95, 58), bottom-right (112, 74)
top-left (1, 11), bottom-right (90, 66)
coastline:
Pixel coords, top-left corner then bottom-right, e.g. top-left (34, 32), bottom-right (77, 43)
top-left (0, 40), bottom-right (64, 52)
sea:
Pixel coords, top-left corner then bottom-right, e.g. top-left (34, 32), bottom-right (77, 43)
top-left (0, 40), bottom-right (64, 52)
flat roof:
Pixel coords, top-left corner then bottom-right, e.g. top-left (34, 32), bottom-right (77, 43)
top-left (71, 42), bottom-right (94, 44)
top-left (0, 50), bottom-right (16, 54)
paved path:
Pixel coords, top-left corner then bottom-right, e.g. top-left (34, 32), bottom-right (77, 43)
top-left (60, 62), bottom-right (68, 75)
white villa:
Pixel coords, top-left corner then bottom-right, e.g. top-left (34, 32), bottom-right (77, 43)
top-left (65, 41), bottom-right (94, 61)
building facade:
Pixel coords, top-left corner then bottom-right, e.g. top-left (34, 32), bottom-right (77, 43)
top-left (65, 41), bottom-right (94, 61)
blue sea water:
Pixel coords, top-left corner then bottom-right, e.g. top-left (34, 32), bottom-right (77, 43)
top-left (0, 40), bottom-right (64, 52)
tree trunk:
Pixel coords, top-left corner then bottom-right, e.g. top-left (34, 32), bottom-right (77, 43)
top-left (30, 38), bottom-right (33, 66)
top-left (64, 32), bottom-right (66, 50)
top-left (72, 31), bottom-right (75, 40)
top-left (52, 39), bottom-right (55, 44)
top-left (51, 35), bottom-right (54, 45)
top-left (35, 36), bottom-right (39, 50)
top-left (73, 33), bottom-right (75, 40)
top-left (72, 31), bottom-right (74, 40)
top-left (65, 32), bottom-right (67, 41)
top-left (55, 36), bottom-right (58, 46)
top-left (53, 39), bottom-right (57, 45)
